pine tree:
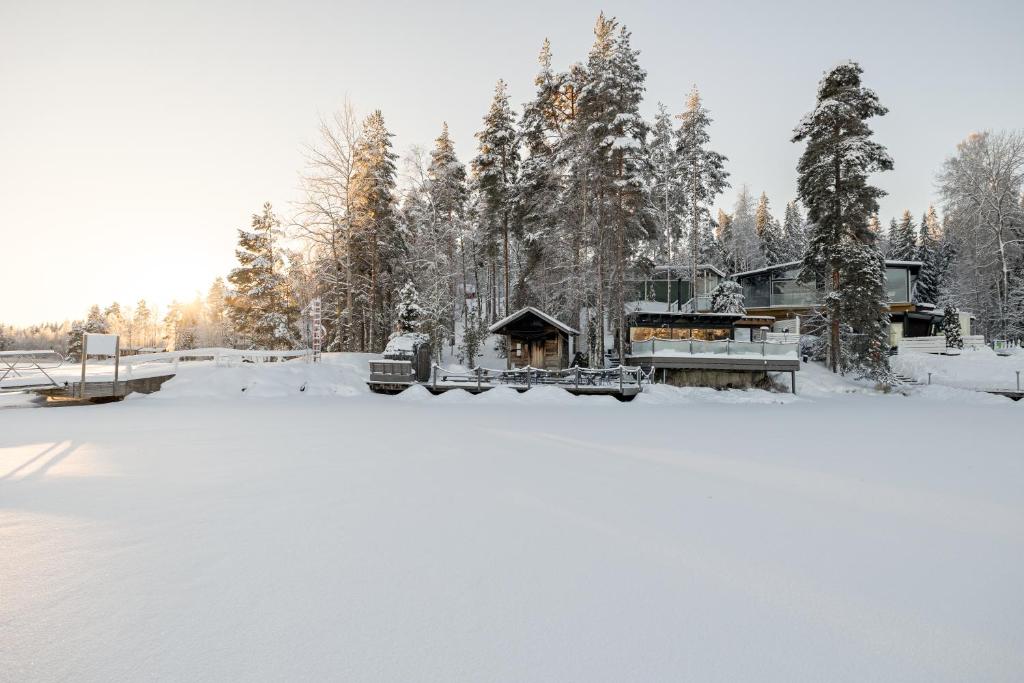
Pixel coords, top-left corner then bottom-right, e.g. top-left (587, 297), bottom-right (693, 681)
top-left (887, 210), bottom-right (917, 260)
top-left (675, 87), bottom-right (730, 283)
top-left (426, 122), bottom-right (468, 349)
top-left (515, 39), bottom-right (571, 319)
top-left (394, 280), bottom-right (424, 334)
top-left (66, 305), bottom-right (109, 360)
top-left (754, 192), bottom-right (785, 266)
top-left (710, 280), bottom-right (746, 314)
top-left (792, 60), bottom-right (893, 375)
top-left (227, 202), bottom-right (298, 349)
top-left (350, 111), bottom-right (401, 351)
top-left (1006, 267), bottom-right (1024, 342)
top-left (913, 206), bottom-right (945, 305)
top-left (943, 304), bottom-right (964, 349)
top-left (459, 304), bottom-right (487, 368)
top-left (726, 186), bottom-right (761, 271)
top-left (472, 80), bottom-right (520, 320)
top-left (66, 320), bottom-right (86, 361)
top-left (781, 200), bottom-right (808, 263)
top-left (205, 277), bottom-right (232, 346)
top-left (575, 15), bottom-right (650, 363)
top-left (839, 241), bottom-right (893, 380)
top-left (646, 102), bottom-right (681, 263)
top-left (715, 208), bottom-right (736, 271)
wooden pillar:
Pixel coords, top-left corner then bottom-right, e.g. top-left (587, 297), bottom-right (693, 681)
top-left (79, 335), bottom-right (88, 399)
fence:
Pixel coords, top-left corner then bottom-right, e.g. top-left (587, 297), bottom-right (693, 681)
top-left (897, 335), bottom-right (986, 355)
top-left (113, 347), bottom-right (309, 376)
top-left (0, 350), bottom-right (65, 388)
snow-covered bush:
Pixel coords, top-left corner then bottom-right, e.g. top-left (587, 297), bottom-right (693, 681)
top-left (710, 280), bottom-right (745, 314)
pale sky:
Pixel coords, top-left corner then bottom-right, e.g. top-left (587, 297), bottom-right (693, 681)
top-left (2, 0), bottom-right (1022, 326)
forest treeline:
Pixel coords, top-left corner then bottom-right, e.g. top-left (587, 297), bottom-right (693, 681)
top-left (4, 14), bottom-right (1022, 376)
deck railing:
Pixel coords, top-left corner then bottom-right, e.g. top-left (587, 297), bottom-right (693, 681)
top-left (629, 338), bottom-right (799, 358)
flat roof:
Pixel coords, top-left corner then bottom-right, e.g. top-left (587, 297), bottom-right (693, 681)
top-left (731, 259), bottom-right (923, 279)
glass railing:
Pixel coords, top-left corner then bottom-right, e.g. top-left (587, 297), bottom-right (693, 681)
top-left (630, 338), bottom-right (798, 358)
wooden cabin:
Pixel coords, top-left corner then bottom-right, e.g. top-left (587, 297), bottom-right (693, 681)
top-left (489, 307), bottom-right (579, 371)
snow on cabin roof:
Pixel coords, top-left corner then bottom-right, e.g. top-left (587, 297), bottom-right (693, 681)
top-left (488, 306), bottom-right (580, 336)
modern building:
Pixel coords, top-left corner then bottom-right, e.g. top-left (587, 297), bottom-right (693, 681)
top-left (731, 259), bottom-right (934, 346)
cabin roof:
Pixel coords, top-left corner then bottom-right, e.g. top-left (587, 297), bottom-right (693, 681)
top-left (488, 306), bottom-right (580, 336)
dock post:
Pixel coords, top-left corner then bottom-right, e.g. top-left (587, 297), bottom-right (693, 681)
top-left (1017, 370), bottom-right (1020, 392)
top-left (928, 372), bottom-right (932, 385)
top-left (791, 371), bottom-right (796, 395)
top-left (619, 366), bottom-right (624, 393)
top-left (527, 367), bottom-right (531, 389)
top-left (113, 336), bottom-right (120, 396)
top-left (477, 367), bottom-right (482, 392)
top-left (432, 365), bottom-right (437, 391)
top-left (575, 366), bottom-right (580, 390)
top-left (80, 336), bottom-right (88, 399)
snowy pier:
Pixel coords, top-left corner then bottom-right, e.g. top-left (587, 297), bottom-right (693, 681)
top-left (31, 374), bottom-right (176, 404)
top-left (368, 361), bottom-right (645, 400)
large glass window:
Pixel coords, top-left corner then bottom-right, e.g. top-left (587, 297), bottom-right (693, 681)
top-left (740, 273), bottom-right (770, 308)
top-left (885, 267), bottom-right (910, 303)
top-left (771, 279), bottom-right (818, 306)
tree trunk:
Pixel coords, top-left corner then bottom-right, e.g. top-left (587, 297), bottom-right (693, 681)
top-left (503, 212), bottom-right (510, 317)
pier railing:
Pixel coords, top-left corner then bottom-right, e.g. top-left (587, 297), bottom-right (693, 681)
top-left (431, 364), bottom-right (646, 392)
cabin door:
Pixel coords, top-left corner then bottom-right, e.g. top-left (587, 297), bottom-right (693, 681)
top-left (530, 342), bottom-right (545, 368)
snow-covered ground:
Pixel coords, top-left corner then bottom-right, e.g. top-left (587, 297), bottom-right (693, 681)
top-left (893, 346), bottom-right (1024, 391)
top-left (2, 354), bottom-right (1022, 681)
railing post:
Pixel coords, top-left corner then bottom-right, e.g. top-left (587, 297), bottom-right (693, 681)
top-left (1017, 370), bottom-right (1020, 392)
top-left (575, 366), bottom-right (580, 390)
top-left (477, 366), bottom-right (482, 392)
top-left (619, 365), bottom-right (624, 393)
top-left (928, 372), bottom-right (932, 385)
top-left (727, 339), bottom-right (731, 355)
top-left (432, 364), bottom-right (437, 391)
top-left (689, 339), bottom-right (693, 355)
top-left (527, 366), bottom-right (532, 389)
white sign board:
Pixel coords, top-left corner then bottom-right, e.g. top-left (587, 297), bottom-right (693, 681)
top-left (85, 333), bottom-right (119, 357)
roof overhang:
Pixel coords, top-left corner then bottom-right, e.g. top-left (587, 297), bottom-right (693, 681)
top-left (488, 306), bottom-right (580, 336)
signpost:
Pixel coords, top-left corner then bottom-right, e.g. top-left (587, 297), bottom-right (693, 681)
top-left (81, 333), bottom-right (120, 398)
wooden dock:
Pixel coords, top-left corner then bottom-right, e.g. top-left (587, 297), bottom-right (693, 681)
top-left (31, 374), bottom-right (176, 404)
top-left (984, 389), bottom-right (1024, 401)
top-left (369, 381), bottom-right (642, 400)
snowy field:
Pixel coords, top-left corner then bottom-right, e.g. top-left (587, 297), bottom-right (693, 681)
top-left (893, 345), bottom-right (1024, 391)
top-left (2, 354), bottom-right (1023, 681)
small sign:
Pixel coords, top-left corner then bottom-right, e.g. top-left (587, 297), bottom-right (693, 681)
top-left (85, 333), bottom-right (119, 356)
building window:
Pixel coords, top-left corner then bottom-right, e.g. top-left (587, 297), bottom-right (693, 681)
top-left (885, 267), bottom-right (909, 303)
top-left (740, 273), bottom-right (771, 308)
top-left (771, 278), bottom-right (818, 306)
